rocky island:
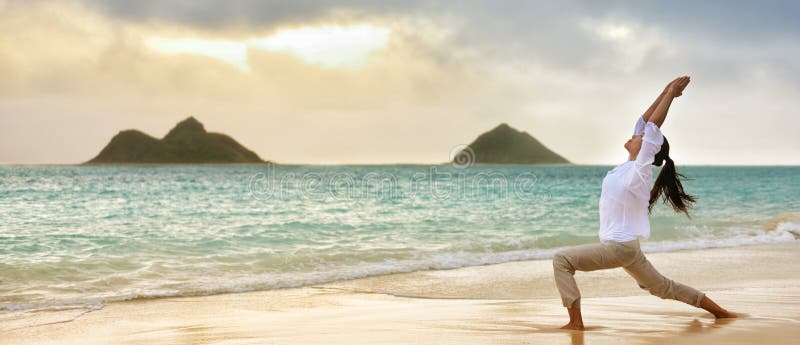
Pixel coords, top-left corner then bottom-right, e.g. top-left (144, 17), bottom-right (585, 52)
top-left (86, 117), bottom-right (265, 164)
top-left (454, 123), bottom-right (570, 165)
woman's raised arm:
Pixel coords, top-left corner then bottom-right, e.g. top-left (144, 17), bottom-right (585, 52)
top-left (641, 88), bottom-right (667, 123)
top-left (649, 76), bottom-right (690, 128)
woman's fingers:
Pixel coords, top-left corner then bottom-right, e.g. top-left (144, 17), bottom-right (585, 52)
top-left (673, 77), bottom-right (690, 97)
top-left (679, 77), bottom-right (690, 89)
top-left (666, 76), bottom-right (690, 97)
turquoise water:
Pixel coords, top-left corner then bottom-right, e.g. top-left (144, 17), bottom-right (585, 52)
top-left (1, 165), bottom-right (798, 312)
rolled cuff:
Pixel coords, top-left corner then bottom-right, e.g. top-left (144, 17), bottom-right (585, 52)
top-left (633, 116), bottom-right (646, 135)
top-left (563, 297), bottom-right (581, 309)
top-left (642, 122), bottom-right (664, 146)
top-left (693, 291), bottom-right (706, 308)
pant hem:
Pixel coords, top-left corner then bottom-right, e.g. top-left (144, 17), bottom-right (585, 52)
top-left (694, 292), bottom-right (706, 308)
top-left (564, 298), bottom-right (580, 309)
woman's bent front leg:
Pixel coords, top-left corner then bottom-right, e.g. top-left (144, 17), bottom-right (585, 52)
top-left (552, 242), bottom-right (627, 329)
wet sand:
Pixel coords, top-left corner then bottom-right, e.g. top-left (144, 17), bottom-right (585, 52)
top-left (2, 242), bottom-right (799, 344)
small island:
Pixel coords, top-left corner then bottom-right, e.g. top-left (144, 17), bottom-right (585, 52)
top-left (455, 123), bottom-right (570, 164)
top-left (86, 117), bottom-right (266, 164)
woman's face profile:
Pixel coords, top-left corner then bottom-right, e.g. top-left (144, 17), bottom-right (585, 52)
top-left (625, 134), bottom-right (643, 157)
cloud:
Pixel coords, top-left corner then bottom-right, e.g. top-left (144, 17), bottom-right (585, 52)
top-left (143, 24), bottom-right (391, 72)
top-left (78, 0), bottom-right (433, 30)
top-left (0, 0), bottom-right (798, 164)
top-left (248, 24), bottom-right (391, 68)
top-left (145, 37), bottom-right (251, 72)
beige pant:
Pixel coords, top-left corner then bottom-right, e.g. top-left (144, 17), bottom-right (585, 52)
top-left (552, 239), bottom-right (705, 309)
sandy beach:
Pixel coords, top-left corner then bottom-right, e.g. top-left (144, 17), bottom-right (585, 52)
top-left (2, 241), bottom-right (799, 345)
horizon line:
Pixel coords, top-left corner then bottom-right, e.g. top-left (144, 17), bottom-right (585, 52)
top-left (2, 163), bottom-right (799, 167)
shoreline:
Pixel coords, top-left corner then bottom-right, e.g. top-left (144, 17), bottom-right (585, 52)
top-left (3, 164), bottom-right (800, 167)
top-left (2, 241), bottom-right (799, 344)
top-left (2, 235), bottom-right (796, 314)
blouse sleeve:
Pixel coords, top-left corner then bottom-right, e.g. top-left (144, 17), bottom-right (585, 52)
top-left (635, 122), bottom-right (664, 166)
top-left (626, 122), bottom-right (664, 198)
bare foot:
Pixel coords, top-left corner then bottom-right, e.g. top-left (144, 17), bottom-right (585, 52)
top-left (560, 322), bottom-right (585, 331)
top-left (713, 310), bottom-right (738, 319)
top-left (699, 295), bottom-right (737, 319)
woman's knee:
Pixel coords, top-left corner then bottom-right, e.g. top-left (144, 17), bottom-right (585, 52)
top-left (639, 278), bottom-right (675, 300)
top-left (553, 251), bottom-right (566, 264)
top-left (553, 252), bottom-right (572, 271)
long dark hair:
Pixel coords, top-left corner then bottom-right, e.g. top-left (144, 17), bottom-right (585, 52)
top-left (649, 136), bottom-right (696, 217)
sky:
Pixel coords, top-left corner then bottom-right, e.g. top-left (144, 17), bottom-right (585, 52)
top-left (1, 0), bottom-right (798, 165)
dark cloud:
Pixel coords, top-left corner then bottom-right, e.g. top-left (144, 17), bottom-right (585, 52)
top-left (589, 0), bottom-right (800, 42)
top-left (79, 0), bottom-right (432, 28)
top-left (79, 0), bottom-right (800, 39)
top-left (76, 0), bottom-right (800, 77)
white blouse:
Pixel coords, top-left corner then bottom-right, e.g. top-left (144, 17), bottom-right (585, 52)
top-left (598, 116), bottom-right (664, 243)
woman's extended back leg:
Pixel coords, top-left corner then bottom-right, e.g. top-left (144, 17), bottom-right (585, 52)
top-left (623, 253), bottom-right (705, 307)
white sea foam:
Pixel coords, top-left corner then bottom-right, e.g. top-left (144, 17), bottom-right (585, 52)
top-left (641, 222), bottom-right (799, 253)
top-left (3, 222), bottom-right (796, 316)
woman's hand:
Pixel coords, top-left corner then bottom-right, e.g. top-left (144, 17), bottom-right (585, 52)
top-left (666, 76), bottom-right (691, 97)
top-left (649, 76), bottom-right (689, 127)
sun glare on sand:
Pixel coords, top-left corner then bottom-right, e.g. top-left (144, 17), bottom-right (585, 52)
top-left (146, 24), bottom-right (391, 72)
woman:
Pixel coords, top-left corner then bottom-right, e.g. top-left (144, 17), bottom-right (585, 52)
top-left (552, 76), bottom-right (737, 331)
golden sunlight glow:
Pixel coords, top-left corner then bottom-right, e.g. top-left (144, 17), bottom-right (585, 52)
top-left (145, 24), bottom-right (391, 71)
top-left (145, 38), bottom-right (250, 72)
top-left (249, 25), bottom-right (391, 68)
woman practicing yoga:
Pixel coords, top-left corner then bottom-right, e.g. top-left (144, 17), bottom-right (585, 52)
top-left (552, 76), bottom-right (738, 330)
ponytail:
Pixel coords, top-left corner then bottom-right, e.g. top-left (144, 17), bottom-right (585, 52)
top-left (648, 137), bottom-right (696, 217)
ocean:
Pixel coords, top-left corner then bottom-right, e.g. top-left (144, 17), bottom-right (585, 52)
top-left (1, 164), bottom-right (798, 313)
